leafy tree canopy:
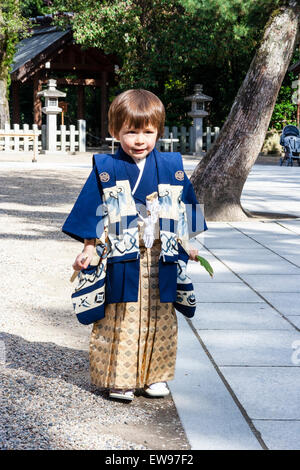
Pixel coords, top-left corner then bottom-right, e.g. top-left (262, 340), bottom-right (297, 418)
top-left (3, 1), bottom-right (298, 129)
top-left (20, 0), bottom-right (50, 18)
top-left (0, 0), bottom-right (48, 87)
top-left (0, 1), bottom-right (29, 81)
top-left (47, 0), bottom-right (293, 126)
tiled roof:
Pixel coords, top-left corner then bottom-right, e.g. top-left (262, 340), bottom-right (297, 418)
top-left (10, 26), bottom-right (71, 74)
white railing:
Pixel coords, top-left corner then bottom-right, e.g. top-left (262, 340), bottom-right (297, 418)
top-left (0, 119), bottom-right (86, 154)
top-left (41, 119), bottom-right (86, 153)
top-left (0, 122), bottom-right (217, 155)
top-left (157, 126), bottom-right (220, 153)
top-left (105, 136), bottom-right (180, 154)
top-left (106, 125), bottom-right (220, 154)
top-left (0, 123), bottom-right (41, 154)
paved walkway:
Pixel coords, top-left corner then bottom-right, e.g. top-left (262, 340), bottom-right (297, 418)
top-left (0, 153), bottom-right (299, 450)
top-left (172, 162), bottom-right (300, 450)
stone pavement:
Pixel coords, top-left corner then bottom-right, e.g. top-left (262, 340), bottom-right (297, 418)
top-left (0, 151), bottom-right (299, 450)
top-left (171, 162), bottom-right (300, 450)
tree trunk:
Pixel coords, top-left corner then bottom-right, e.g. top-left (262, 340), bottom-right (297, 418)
top-left (0, 78), bottom-right (10, 129)
top-left (0, 5), bottom-right (10, 129)
top-left (190, 2), bottom-right (300, 221)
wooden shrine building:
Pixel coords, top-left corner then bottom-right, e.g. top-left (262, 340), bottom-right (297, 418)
top-left (10, 17), bottom-right (117, 142)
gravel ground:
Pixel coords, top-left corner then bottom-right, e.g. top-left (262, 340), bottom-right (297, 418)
top-left (0, 167), bottom-right (190, 450)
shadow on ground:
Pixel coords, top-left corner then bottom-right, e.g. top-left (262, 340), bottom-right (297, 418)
top-left (0, 331), bottom-right (190, 450)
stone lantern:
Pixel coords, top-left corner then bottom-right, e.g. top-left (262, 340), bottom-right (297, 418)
top-left (37, 79), bottom-right (66, 154)
top-left (184, 84), bottom-right (213, 155)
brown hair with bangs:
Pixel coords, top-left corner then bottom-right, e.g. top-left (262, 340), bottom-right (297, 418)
top-left (108, 89), bottom-right (165, 140)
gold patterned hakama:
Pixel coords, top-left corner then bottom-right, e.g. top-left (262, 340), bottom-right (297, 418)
top-left (89, 240), bottom-right (178, 389)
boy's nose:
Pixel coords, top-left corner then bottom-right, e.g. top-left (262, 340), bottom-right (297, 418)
top-left (135, 133), bottom-right (145, 144)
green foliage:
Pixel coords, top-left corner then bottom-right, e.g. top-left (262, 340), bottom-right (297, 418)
top-left (0, 1), bottom-right (32, 97)
top-left (20, 0), bottom-right (50, 18)
top-left (270, 85), bottom-right (297, 130)
top-left (48, 0), bottom-right (287, 127)
top-left (3, 0), bottom-right (297, 131)
top-left (195, 255), bottom-right (214, 278)
top-left (0, 0), bottom-right (49, 104)
top-left (269, 48), bottom-right (300, 131)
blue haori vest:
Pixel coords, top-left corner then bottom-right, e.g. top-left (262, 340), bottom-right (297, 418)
top-left (92, 148), bottom-right (205, 318)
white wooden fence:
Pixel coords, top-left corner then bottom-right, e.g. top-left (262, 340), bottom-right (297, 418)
top-left (0, 122), bottom-right (218, 155)
top-left (0, 123), bottom-right (41, 152)
top-left (156, 126), bottom-right (220, 153)
top-left (0, 119), bottom-right (86, 153)
top-left (106, 125), bottom-right (220, 154)
top-left (41, 119), bottom-right (86, 153)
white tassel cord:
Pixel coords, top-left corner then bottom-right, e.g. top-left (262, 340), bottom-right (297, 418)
top-left (138, 196), bottom-right (160, 248)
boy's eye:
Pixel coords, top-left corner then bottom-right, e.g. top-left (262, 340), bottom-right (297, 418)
top-left (126, 129), bottom-right (156, 134)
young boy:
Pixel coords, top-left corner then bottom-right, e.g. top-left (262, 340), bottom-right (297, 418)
top-left (62, 89), bottom-right (206, 401)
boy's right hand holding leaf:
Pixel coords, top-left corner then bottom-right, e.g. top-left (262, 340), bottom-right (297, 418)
top-left (189, 239), bottom-right (214, 278)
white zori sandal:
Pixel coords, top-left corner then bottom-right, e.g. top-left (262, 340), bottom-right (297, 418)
top-left (144, 382), bottom-right (170, 397)
top-left (109, 389), bottom-right (135, 401)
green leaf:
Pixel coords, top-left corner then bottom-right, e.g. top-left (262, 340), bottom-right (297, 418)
top-left (195, 255), bottom-right (214, 278)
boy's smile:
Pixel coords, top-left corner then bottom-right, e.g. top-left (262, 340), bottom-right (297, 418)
top-left (116, 123), bottom-right (158, 160)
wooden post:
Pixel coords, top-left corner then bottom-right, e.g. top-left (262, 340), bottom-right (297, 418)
top-left (23, 124), bottom-right (29, 151)
top-left (11, 81), bottom-right (20, 124)
top-left (164, 126), bottom-right (169, 152)
top-left (77, 85), bottom-right (85, 119)
top-left (4, 123), bottom-right (10, 151)
top-left (13, 124), bottom-right (19, 151)
top-left (189, 126), bottom-right (194, 153)
top-left (78, 119), bottom-right (86, 152)
top-left (33, 74), bottom-right (42, 126)
top-left (60, 125), bottom-right (66, 152)
top-left (180, 126), bottom-right (187, 154)
top-left (214, 126), bottom-right (220, 143)
top-left (172, 126), bottom-right (178, 151)
top-left (41, 124), bottom-right (46, 150)
top-left (32, 124), bottom-right (38, 162)
top-left (70, 124), bottom-right (75, 153)
top-left (206, 126), bottom-right (212, 151)
top-left (101, 71), bottom-right (108, 139)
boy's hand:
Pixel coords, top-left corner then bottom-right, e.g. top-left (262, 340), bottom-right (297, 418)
top-left (189, 249), bottom-right (199, 261)
top-left (72, 246), bottom-right (94, 271)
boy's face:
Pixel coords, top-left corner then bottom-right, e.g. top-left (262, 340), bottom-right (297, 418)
top-left (116, 123), bottom-right (158, 160)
